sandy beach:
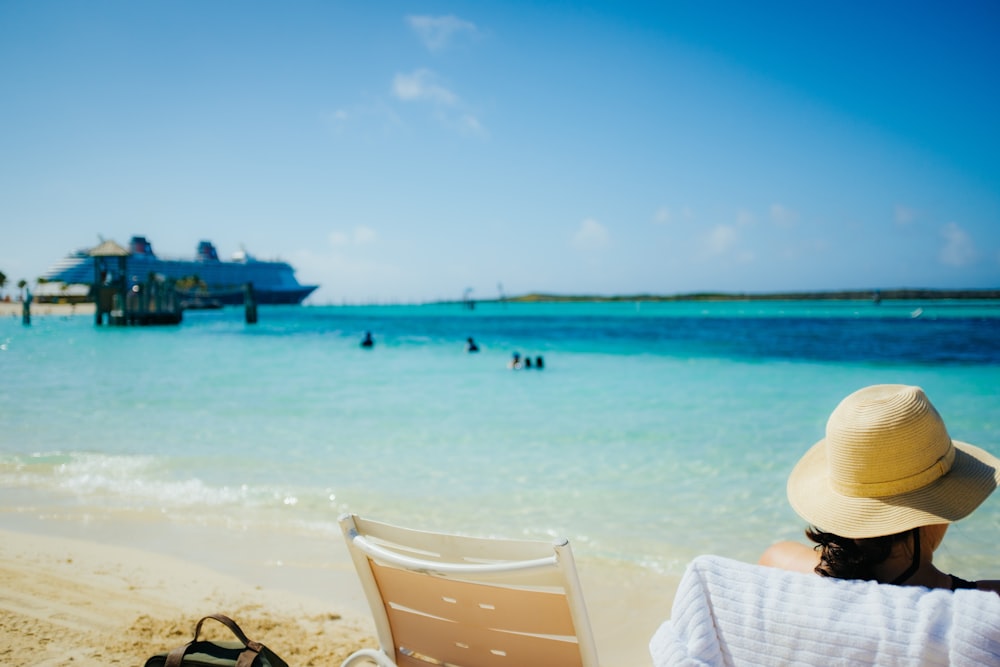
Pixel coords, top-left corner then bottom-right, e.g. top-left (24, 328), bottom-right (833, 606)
top-left (0, 524), bottom-right (373, 666)
top-left (0, 510), bottom-right (678, 667)
top-left (0, 301), bottom-right (95, 318)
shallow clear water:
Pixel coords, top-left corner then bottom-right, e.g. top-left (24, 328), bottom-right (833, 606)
top-left (2, 300), bottom-right (999, 577)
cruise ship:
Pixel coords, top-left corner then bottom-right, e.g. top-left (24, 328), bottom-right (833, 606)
top-left (42, 236), bottom-right (318, 305)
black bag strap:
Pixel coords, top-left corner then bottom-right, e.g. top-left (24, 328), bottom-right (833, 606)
top-left (165, 614), bottom-right (263, 667)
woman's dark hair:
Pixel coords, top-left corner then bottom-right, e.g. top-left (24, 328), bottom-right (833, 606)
top-left (805, 526), bottom-right (913, 581)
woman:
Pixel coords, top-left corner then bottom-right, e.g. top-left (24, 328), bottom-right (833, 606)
top-left (760, 384), bottom-right (1000, 593)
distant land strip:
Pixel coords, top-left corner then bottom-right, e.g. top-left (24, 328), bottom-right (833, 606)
top-left (493, 288), bottom-right (1000, 303)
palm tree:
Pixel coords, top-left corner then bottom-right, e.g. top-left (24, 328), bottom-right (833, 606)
top-left (17, 279), bottom-right (27, 301)
top-left (175, 274), bottom-right (208, 293)
top-left (0, 270), bottom-right (7, 299)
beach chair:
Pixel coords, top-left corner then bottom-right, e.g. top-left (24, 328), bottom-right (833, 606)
top-left (650, 555), bottom-right (1000, 667)
top-left (338, 513), bottom-right (600, 667)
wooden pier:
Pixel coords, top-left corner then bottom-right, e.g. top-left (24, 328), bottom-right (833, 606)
top-left (88, 239), bottom-right (258, 326)
top-left (91, 240), bottom-right (183, 326)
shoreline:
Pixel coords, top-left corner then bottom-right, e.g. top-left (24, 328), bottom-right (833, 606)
top-left (503, 288), bottom-right (1000, 302)
top-left (1, 284), bottom-right (997, 319)
top-left (0, 510), bottom-right (677, 666)
top-left (0, 301), bottom-right (95, 317)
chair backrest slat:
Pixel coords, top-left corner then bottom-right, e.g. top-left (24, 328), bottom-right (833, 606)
top-left (372, 560), bottom-right (578, 635)
top-left (385, 602), bottom-right (585, 667)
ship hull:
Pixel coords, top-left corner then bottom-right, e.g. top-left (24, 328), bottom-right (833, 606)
top-left (177, 286), bottom-right (318, 306)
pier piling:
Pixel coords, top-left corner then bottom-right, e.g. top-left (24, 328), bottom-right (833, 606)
top-left (21, 290), bottom-right (31, 325)
top-left (244, 283), bottom-right (258, 324)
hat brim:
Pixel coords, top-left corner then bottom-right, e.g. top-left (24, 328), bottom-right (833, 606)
top-left (787, 439), bottom-right (1000, 539)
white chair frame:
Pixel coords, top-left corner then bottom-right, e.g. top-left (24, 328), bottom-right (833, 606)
top-left (339, 513), bottom-right (600, 667)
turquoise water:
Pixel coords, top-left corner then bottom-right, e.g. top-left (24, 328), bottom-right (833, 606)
top-left (2, 300), bottom-right (999, 577)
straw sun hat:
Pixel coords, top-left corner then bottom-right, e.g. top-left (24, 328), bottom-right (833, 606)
top-left (787, 384), bottom-right (1000, 539)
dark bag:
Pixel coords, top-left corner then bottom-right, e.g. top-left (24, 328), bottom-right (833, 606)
top-left (144, 614), bottom-right (288, 667)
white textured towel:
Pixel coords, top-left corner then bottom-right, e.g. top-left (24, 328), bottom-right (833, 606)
top-left (650, 555), bottom-right (1000, 667)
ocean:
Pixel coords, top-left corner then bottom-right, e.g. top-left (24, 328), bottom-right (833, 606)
top-left (2, 300), bottom-right (999, 579)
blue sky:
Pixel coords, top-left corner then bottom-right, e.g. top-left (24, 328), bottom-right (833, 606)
top-left (1, 1), bottom-right (998, 303)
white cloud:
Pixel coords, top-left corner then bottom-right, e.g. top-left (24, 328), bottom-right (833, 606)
top-left (325, 109), bottom-right (352, 135)
top-left (707, 224), bottom-right (738, 254)
top-left (353, 225), bottom-right (377, 245)
top-left (407, 15), bottom-right (478, 52)
top-left (894, 204), bottom-right (917, 225)
top-left (324, 101), bottom-right (402, 136)
top-left (769, 203), bottom-right (798, 227)
top-left (329, 226), bottom-right (377, 248)
top-left (940, 222), bottom-right (975, 267)
top-left (458, 114), bottom-right (487, 137)
top-left (736, 209), bottom-right (755, 226)
top-left (573, 218), bottom-right (609, 250)
top-left (390, 69), bottom-right (487, 137)
top-left (393, 69), bottom-right (457, 105)
top-left (294, 247), bottom-right (402, 304)
top-left (653, 206), bottom-right (696, 224)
